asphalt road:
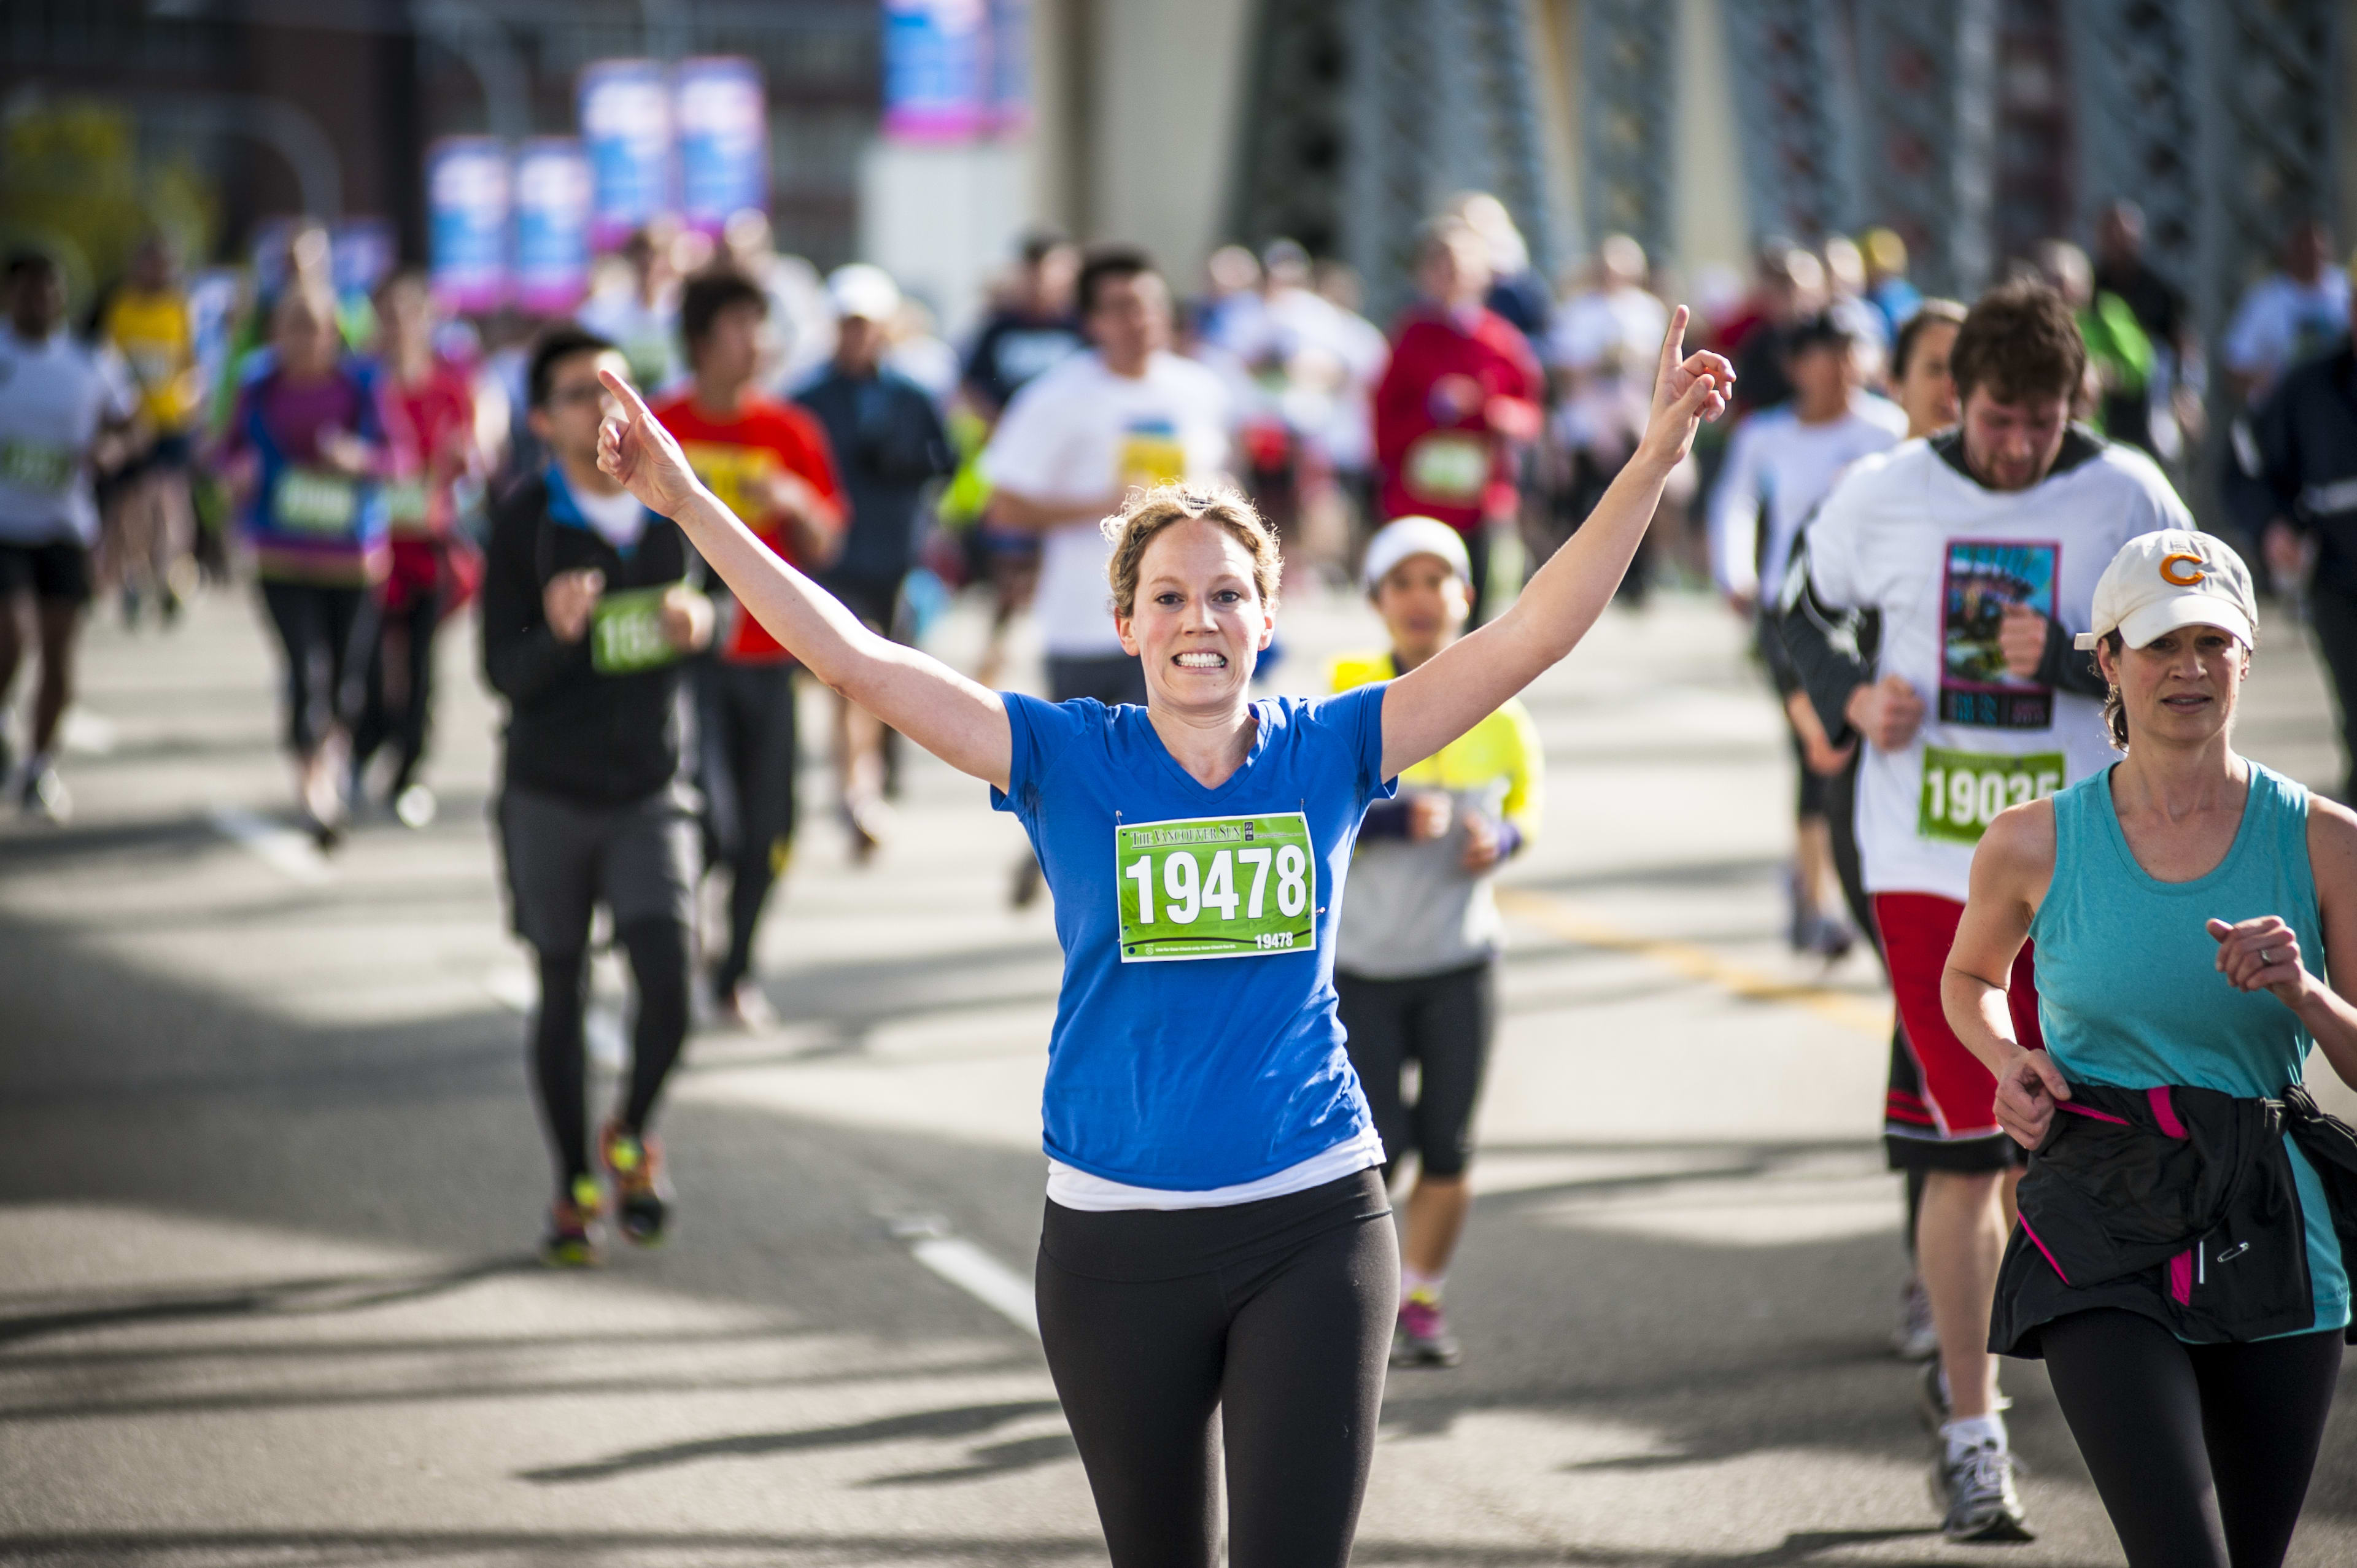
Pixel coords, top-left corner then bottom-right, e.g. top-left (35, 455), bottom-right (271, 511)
top-left (3, 571), bottom-right (2351, 1567)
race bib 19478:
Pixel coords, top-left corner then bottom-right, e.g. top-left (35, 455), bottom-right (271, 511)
top-left (1919, 746), bottom-right (2064, 846)
top-left (1116, 812), bottom-right (1316, 962)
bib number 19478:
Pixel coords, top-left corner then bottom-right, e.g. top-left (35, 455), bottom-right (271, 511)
top-left (1116, 812), bottom-right (1316, 962)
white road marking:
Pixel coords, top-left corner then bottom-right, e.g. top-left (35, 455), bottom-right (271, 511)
top-left (892, 1216), bottom-right (1039, 1337)
top-left (206, 806), bottom-right (330, 884)
top-left (60, 708), bottom-right (117, 755)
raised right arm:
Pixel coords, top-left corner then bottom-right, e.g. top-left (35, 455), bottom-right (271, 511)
top-left (598, 368), bottom-right (1012, 791)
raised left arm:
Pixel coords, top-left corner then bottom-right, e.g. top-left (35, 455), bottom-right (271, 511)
top-left (1379, 307), bottom-right (1730, 779)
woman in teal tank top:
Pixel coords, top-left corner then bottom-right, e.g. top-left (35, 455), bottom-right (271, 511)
top-left (1941, 530), bottom-right (2357, 1568)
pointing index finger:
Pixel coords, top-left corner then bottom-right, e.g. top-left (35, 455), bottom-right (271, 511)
top-left (597, 366), bottom-right (653, 423)
top-left (1658, 304), bottom-right (1690, 378)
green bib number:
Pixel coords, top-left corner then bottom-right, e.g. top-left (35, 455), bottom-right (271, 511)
top-left (275, 468), bottom-right (361, 535)
top-left (382, 477), bottom-right (431, 531)
top-left (590, 587), bottom-right (681, 675)
top-left (1403, 431), bottom-right (1488, 504)
top-left (1116, 812), bottom-right (1317, 962)
top-left (0, 438), bottom-right (77, 494)
top-left (1919, 747), bottom-right (2064, 845)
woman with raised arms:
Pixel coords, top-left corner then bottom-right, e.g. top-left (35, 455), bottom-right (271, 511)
top-left (590, 311), bottom-right (1731, 1567)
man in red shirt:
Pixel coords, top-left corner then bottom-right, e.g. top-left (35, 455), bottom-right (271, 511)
top-left (652, 269), bottom-right (844, 1029)
top-left (1373, 218), bottom-right (1542, 624)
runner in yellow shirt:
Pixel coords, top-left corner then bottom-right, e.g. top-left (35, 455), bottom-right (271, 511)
top-left (99, 236), bottom-right (201, 625)
top-left (1330, 514), bottom-right (1543, 1366)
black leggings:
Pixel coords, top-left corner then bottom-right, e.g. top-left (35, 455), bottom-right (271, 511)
top-left (260, 580), bottom-right (377, 755)
top-left (696, 660), bottom-right (799, 994)
top-left (530, 917), bottom-right (690, 1199)
top-left (2040, 1309), bottom-right (2344, 1568)
top-left (1334, 960), bottom-right (1493, 1178)
top-left (353, 586), bottom-right (443, 792)
top-left (1035, 1170), bottom-right (1396, 1567)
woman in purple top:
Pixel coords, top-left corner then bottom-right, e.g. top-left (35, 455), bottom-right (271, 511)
top-left (219, 285), bottom-right (413, 842)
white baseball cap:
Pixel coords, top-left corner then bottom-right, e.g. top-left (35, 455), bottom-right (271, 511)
top-left (2075, 530), bottom-right (2258, 652)
top-left (826, 263), bottom-right (901, 323)
top-left (1362, 516), bottom-right (1472, 593)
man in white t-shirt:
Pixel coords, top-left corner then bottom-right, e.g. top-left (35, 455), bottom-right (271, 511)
top-left (980, 245), bottom-right (1233, 708)
top-left (1709, 309), bottom-right (1908, 956)
top-left (0, 250), bottom-right (137, 821)
top-left (1781, 281), bottom-right (2193, 1543)
top-left (2221, 218), bottom-right (2350, 407)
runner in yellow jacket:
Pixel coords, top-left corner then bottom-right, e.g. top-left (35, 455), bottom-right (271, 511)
top-left (1330, 514), bottom-right (1542, 1367)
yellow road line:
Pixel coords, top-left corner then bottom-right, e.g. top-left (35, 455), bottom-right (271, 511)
top-left (1495, 886), bottom-right (1894, 1038)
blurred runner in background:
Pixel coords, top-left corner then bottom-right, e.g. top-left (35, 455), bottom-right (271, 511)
top-left (1374, 218), bottom-right (1542, 627)
top-left (1710, 308), bottom-right (1907, 957)
top-left (217, 282), bottom-right (414, 845)
top-left (960, 231), bottom-right (1085, 687)
top-left (351, 271), bottom-right (489, 830)
top-left (652, 270), bottom-right (843, 1024)
top-left (2248, 280), bottom-right (2357, 805)
top-left (580, 222), bottom-right (686, 396)
top-left (797, 264), bottom-right (956, 859)
top-left (1544, 234), bottom-right (1668, 599)
top-left (1862, 228), bottom-right (1924, 342)
top-left (980, 244), bottom-right (1233, 908)
top-left (2222, 218), bottom-right (2349, 409)
top-left (0, 249), bottom-right (137, 822)
top-left (482, 327), bottom-right (713, 1264)
top-left (1331, 516), bottom-right (1541, 1369)
top-left (98, 233), bottom-right (201, 628)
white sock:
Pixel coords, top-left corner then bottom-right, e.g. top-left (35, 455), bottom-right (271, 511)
top-left (1942, 1412), bottom-right (2008, 1456)
top-left (1399, 1267), bottom-right (1444, 1305)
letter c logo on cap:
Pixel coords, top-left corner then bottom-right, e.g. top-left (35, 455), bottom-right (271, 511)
top-left (2159, 552), bottom-right (2207, 587)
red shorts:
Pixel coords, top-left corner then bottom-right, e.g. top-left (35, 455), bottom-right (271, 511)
top-left (1874, 891), bottom-right (2043, 1146)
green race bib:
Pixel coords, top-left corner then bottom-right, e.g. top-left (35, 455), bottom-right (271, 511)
top-left (274, 468), bottom-right (361, 535)
top-left (1403, 430), bottom-right (1488, 504)
top-left (1116, 813), bottom-right (1317, 962)
top-left (382, 477), bottom-right (432, 532)
top-left (0, 438), bottom-right (77, 494)
top-left (590, 587), bottom-right (682, 675)
top-left (1919, 747), bottom-right (2065, 844)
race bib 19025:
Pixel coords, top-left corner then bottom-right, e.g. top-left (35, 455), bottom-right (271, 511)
top-left (1115, 812), bottom-right (1316, 962)
top-left (1919, 746), bottom-right (2064, 845)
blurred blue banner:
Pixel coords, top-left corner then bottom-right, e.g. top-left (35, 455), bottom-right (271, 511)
top-left (514, 138), bottom-right (593, 314)
top-left (579, 59), bottom-right (671, 249)
top-left (676, 57), bottom-right (767, 235)
top-left (427, 137), bottom-right (509, 312)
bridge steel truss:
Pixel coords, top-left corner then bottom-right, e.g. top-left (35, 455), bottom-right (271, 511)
top-left (1719, 0), bottom-right (1856, 250)
top-left (1230, 0), bottom-right (1565, 325)
top-left (1577, 0), bottom-right (1679, 266)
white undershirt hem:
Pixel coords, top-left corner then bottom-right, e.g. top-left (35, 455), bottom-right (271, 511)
top-left (1045, 1125), bottom-right (1386, 1212)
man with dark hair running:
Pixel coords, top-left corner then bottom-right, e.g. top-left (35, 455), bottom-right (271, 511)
top-left (1782, 280), bottom-right (2194, 1540)
top-left (651, 269), bottom-right (843, 1025)
top-left (482, 326), bottom-right (714, 1264)
top-left (0, 250), bottom-right (136, 820)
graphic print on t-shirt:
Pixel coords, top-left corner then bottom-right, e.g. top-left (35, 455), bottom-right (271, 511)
top-left (1940, 539), bottom-right (2057, 729)
top-left (679, 440), bottom-right (780, 525)
top-left (1116, 417), bottom-right (1186, 490)
top-left (1116, 812), bottom-right (1318, 962)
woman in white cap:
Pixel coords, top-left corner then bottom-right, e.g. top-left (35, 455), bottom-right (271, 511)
top-left (1945, 529), bottom-right (2357, 1568)
top-left (1329, 515), bottom-right (1542, 1368)
top-left (588, 311), bottom-right (1728, 1566)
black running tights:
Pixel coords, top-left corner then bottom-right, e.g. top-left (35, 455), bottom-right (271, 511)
top-left (529, 917), bottom-right (689, 1198)
top-left (2040, 1309), bottom-right (2343, 1568)
top-left (1035, 1188), bottom-right (1396, 1567)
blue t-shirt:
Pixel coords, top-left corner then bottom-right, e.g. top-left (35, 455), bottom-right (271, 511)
top-left (992, 685), bottom-right (1396, 1188)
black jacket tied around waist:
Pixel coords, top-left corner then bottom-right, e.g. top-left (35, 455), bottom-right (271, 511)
top-left (1991, 1079), bottom-right (2357, 1356)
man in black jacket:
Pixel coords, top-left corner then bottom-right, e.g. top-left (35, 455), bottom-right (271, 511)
top-left (2250, 305), bottom-right (2357, 803)
top-left (482, 325), bottom-right (714, 1265)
